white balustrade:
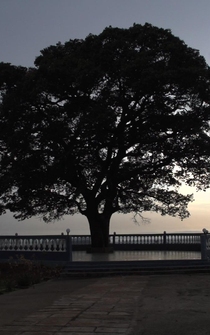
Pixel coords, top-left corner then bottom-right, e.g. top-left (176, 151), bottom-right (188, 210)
top-left (0, 236), bottom-right (68, 252)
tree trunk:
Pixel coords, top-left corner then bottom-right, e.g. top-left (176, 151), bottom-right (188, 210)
top-left (87, 212), bottom-right (111, 250)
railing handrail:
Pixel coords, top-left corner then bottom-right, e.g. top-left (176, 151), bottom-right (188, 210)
top-left (0, 232), bottom-right (202, 248)
top-left (0, 232), bottom-right (202, 237)
top-left (0, 232), bottom-right (203, 262)
top-left (0, 235), bottom-right (67, 239)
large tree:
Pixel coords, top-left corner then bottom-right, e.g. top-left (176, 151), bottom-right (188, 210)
top-left (0, 23), bottom-right (210, 249)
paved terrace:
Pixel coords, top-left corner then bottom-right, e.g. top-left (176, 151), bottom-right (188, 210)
top-left (0, 273), bottom-right (210, 335)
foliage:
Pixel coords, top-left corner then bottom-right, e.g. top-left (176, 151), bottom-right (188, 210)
top-left (0, 23), bottom-right (210, 247)
top-left (0, 256), bottom-right (61, 293)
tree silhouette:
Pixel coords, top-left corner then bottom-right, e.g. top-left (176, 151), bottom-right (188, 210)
top-left (0, 24), bottom-right (210, 249)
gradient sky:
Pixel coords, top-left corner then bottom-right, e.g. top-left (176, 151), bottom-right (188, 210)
top-left (0, 0), bottom-right (209, 235)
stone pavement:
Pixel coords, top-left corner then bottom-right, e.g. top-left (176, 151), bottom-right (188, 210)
top-left (0, 273), bottom-right (210, 334)
top-left (0, 276), bottom-right (143, 335)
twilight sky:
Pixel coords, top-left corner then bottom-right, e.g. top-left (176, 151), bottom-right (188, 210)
top-left (0, 0), bottom-right (209, 235)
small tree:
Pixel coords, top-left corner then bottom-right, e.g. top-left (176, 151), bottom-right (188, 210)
top-left (0, 23), bottom-right (210, 249)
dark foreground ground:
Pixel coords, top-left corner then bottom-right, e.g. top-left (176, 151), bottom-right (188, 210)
top-left (0, 273), bottom-right (210, 335)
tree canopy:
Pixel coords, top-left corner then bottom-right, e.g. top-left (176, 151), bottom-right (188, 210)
top-left (0, 23), bottom-right (210, 248)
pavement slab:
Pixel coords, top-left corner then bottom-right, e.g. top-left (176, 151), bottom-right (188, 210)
top-left (0, 276), bottom-right (144, 334)
top-left (1, 274), bottom-right (210, 334)
top-left (132, 274), bottom-right (210, 335)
